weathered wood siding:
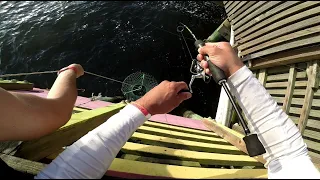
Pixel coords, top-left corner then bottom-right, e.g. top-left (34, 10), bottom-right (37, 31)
top-left (223, 1), bottom-right (320, 167)
top-left (223, 1), bottom-right (320, 69)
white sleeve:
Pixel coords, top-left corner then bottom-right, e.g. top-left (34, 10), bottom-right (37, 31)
top-left (227, 66), bottom-right (320, 178)
top-left (34, 104), bottom-right (150, 179)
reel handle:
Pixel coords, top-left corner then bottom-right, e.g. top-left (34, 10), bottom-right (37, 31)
top-left (194, 40), bottom-right (226, 85)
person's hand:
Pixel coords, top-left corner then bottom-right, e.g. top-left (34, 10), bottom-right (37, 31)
top-left (68, 64), bottom-right (84, 78)
top-left (134, 80), bottom-right (192, 115)
top-left (197, 42), bottom-right (244, 78)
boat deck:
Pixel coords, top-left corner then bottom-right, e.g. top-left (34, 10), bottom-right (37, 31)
top-left (0, 82), bottom-right (267, 178)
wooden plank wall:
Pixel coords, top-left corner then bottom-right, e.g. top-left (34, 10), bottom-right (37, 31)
top-left (223, 1), bottom-right (320, 68)
top-left (252, 60), bottom-right (320, 167)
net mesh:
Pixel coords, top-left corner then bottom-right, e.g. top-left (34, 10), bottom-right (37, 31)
top-left (121, 71), bottom-right (158, 101)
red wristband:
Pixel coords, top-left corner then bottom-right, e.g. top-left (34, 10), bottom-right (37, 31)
top-left (131, 102), bottom-right (150, 116)
top-left (58, 66), bottom-right (78, 76)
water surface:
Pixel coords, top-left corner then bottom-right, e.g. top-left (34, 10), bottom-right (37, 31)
top-left (0, 1), bottom-right (227, 118)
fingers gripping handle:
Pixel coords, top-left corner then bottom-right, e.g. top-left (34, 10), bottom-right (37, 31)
top-left (206, 58), bottom-right (226, 85)
top-left (194, 40), bottom-right (226, 85)
top-left (194, 40), bottom-right (266, 157)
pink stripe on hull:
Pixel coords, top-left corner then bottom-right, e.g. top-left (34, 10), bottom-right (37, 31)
top-left (11, 89), bottom-right (209, 131)
top-left (10, 88), bottom-right (113, 109)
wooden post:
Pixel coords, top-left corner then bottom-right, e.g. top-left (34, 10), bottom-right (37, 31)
top-left (182, 110), bottom-right (204, 120)
top-left (252, 69), bottom-right (258, 78)
top-left (298, 60), bottom-right (319, 133)
top-left (282, 64), bottom-right (297, 114)
top-left (202, 119), bottom-right (266, 165)
top-left (206, 19), bottom-right (231, 42)
top-left (258, 69), bottom-right (267, 86)
top-left (247, 60), bottom-right (253, 69)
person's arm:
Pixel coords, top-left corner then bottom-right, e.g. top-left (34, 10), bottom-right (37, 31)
top-left (0, 64), bottom-right (84, 141)
top-left (198, 42), bottom-right (320, 178)
top-left (35, 80), bottom-right (192, 179)
top-left (227, 65), bottom-right (320, 178)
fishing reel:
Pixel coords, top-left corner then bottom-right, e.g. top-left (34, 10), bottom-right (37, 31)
top-left (188, 59), bottom-right (211, 93)
top-left (177, 24), bottom-right (211, 93)
top-left (179, 22), bottom-right (266, 157)
top-left (190, 59), bottom-right (211, 83)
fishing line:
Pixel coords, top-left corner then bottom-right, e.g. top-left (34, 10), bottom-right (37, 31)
top-left (0, 71), bottom-right (58, 78)
top-left (125, 10), bottom-right (194, 41)
top-left (177, 25), bottom-right (194, 61)
top-left (179, 35), bottom-right (190, 65)
top-left (0, 70), bottom-right (143, 93)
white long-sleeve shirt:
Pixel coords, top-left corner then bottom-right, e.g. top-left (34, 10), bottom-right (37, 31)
top-left (35, 66), bottom-right (320, 179)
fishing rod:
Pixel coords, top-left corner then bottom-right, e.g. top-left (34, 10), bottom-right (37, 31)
top-left (179, 22), bottom-right (266, 157)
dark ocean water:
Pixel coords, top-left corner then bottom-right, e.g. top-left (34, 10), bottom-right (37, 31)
top-left (0, 1), bottom-right (227, 118)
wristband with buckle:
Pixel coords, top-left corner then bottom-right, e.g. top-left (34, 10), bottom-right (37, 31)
top-left (57, 66), bottom-right (78, 76)
top-left (131, 102), bottom-right (151, 117)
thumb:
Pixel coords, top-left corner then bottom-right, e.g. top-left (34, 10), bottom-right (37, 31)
top-left (198, 44), bottom-right (217, 55)
top-left (177, 92), bottom-right (192, 102)
top-left (198, 45), bottom-right (208, 55)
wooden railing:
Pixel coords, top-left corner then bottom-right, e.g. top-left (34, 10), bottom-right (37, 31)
top-left (13, 103), bottom-right (126, 161)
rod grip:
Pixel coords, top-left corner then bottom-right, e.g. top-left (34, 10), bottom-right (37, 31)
top-left (195, 40), bottom-right (226, 84)
top-left (206, 59), bottom-right (226, 85)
